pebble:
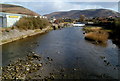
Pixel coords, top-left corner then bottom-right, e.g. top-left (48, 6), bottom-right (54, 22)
top-left (73, 68), bottom-right (77, 71)
top-left (114, 67), bottom-right (117, 70)
top-left (1, 54), bottom-right (54, 80)
top-left (100, 56), bottom-right (105, 59)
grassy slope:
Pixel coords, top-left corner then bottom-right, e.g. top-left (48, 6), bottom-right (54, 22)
top-left (45, 9), bottom-right (120, 19)
top-left (0, 4), bottom-right (40, 16)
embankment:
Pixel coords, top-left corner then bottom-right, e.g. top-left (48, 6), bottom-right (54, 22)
top-left (0, 27), bottom-right (52, 45)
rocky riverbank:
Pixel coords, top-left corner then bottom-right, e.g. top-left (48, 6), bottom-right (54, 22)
top-left (0, 53), bottom-right (55, 80)
top-left (0, 27), bottom-right (52, 45)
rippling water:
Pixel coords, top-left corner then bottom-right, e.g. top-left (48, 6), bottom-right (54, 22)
top-left (2, 27), bottom-right (120, 79)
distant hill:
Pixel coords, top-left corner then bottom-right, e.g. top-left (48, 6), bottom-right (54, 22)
top-left (45, 9), bottom-right (120, 19)
top-left (0, 4), bottom-right (40, 16)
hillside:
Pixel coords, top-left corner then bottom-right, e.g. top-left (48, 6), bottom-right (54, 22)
top-left (0, 4), bottom-right (40, 16)
top-left (45, 9), bottom-right (120, 19)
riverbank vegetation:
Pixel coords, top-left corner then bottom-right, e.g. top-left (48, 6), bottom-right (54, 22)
top-left (85, 31), bottom-right (109, 43)
top-left (1, 17), bottom-right (51, 32)
top-left (16, 17), bottom-right (50, 30)
top-left (84, 17), bottom-right (120, 43)
top-left (83, 27), bottom-right (102, 32)
top-left (0, 17), bottom-right (52, 45)
top-left (85, 17), bottom-right (120, 32)
top-left (83, 27), bottom-right (109, 43)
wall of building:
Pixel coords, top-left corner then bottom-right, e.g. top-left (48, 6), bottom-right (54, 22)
top-left (0, 12), bottom-right (27, 27)
top-left (6, 15), bottom-right (22, 27)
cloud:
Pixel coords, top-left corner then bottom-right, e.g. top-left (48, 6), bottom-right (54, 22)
top-left (2, 2), bottom-right (119, 15)
top-left (1, 0), bottom-right (120, 2)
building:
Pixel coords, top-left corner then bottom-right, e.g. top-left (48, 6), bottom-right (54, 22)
top-left (49, 17), bottom-right (56, 23)
top-left (0, 12), bottom-right (27, 27)
top-left (39, 16), bottom-right (47, 19)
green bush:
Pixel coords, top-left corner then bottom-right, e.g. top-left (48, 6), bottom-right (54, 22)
top-left (113, 18), bottom-right (120, 38)
top-left (15, 17), bottom-right (50, 30)
top-left (115, 18), bottom-right (120, 28)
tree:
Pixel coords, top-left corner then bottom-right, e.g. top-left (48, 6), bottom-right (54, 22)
top-left (79, 15), bottom-right (85, 22)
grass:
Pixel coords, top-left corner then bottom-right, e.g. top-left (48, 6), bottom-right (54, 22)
top-left (85, 31), bottom-right (109, 43)
top-left (1, 27), bottom-right (17, 32)
top-left (34, 29), bottom-right (41, 32)
top-left (105, 30), bottom-right (113, 33)
top-left (83, 27), bottom-right (102, 31)
top-left (83, 26), bottom-right (109, 43)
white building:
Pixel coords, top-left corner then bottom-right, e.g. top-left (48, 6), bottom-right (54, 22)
top-left (39, 16), bottom-right (47, 19)
top-left (0, 12), bottom-right (27, 27)
top-left (49, 17), bottom-right (56, 23)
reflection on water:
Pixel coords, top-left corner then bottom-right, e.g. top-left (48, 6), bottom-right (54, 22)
top-left (85, 39), bottom-right (108, 47)
top-left (2, 27), bottom-right (119, 79)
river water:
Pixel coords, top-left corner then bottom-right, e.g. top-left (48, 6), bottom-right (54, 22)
top-left (2, 27), bottom-right (120, 79)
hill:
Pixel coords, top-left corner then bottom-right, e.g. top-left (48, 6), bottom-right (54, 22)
top-left (45, 9), bottom-right (120, 19)
top-left (0, 4), bottom-right (40, 16)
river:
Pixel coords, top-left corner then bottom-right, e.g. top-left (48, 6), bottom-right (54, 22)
top-left (2, 27), bottom-right (120, 79)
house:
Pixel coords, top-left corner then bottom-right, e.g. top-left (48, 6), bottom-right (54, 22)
top-left (49, 17), bottom-right (56, 23)
top-left (87, 22), bottom-right (94, 24)
top-left (39, 16), bottom-right (47, 19)
top-left (0, 12), bottom-right (27, 27)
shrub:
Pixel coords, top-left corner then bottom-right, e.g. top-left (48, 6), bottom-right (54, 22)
top-left (113, 18), bottom-right (120, 38)
top-left (115, 18), bottom-right (120, 30)
top-left (15, 17), bottom-right (50, 30)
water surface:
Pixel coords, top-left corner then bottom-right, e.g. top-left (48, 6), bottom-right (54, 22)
top-left (2, 27), bottom-right (119, 79)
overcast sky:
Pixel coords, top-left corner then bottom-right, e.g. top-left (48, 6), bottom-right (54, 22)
top-left (1, 0), bottom-right (120, 15)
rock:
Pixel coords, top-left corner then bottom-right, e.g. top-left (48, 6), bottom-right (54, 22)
top-left (114, 67), bottom-right (117, 70)
top-left (26, 67), bottom-right (30, 71)
top-left (100, 56), bottom-right (105, 59)
top-left (38, 63), bottom-right (42, 67)
top-left (32, 54), bottom-right (41, 59)
top-left (106, 62), bottom-right (110, 65)
top-left (50, 59), bottom-right (53, 61)
top-left (1, 53), bottom-right (55, 80)
top-left (73, 68), bottom-right (77, 71)
top-left (37, 45), bottom-right (39, 46)
top-left (104, 60), bottom-right (107, 63)
top-left (47, 56), bottom-right (50, 60)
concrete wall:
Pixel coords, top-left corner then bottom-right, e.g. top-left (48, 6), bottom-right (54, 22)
top-left (0, 12), bottom-right (27, 27)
